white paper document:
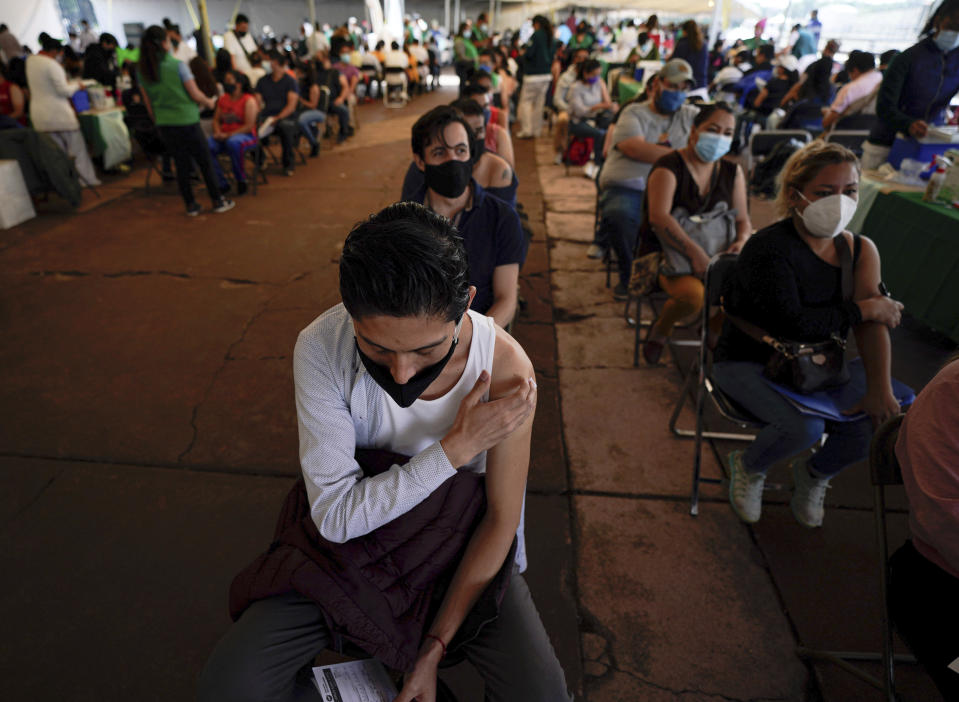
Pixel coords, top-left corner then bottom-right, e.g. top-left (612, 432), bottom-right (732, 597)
top-left (312, 659), bottom-right (398, 702)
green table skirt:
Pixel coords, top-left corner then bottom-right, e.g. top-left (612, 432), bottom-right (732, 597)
top-left (862, 191), bottom-right (959, 342)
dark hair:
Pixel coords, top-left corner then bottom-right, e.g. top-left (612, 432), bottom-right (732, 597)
top-left (190, 56), bottom-right (218, 98)
top-left (450, 97), bottom-right (484, 117)
top-left (266, 49), bottom-right (284, 65)
top-left (375, 40), bottom-right (385, 50)
top-left (577, 58), bottom-right (601, 80)
top-left (215, 48), bottom-right (232, 75)
top-left (461, 82), bottom-right (488, 98)
top-left (532, 15), bottom-right (554, 41)
top-left (457, 22), bottom-right (469, 37)
top-left (846, 50), bottom-right (876, 74)
top-left (478, 48), bottom-right (493, 59)
top-left (39, 32), bottom-right (62, 53)
top-left (922, 0), bottom-right (959, 36)
top-left (138, 25), bottom-right (167, 83)
top-left (100, 32), bottom-right (118, 47)
top-left (681, 20), bottom-right (704, 52)
top-left (736, 49), bottom-right (754, 64)
top-left (879, 49), bottom-right (900, 66)
top-left (224, 69), bottom-right (252, 94)
top-left (638, 31), bottom-right (650, 44)
top-left (646, 14), bottom-right (659, 30)
top-left (340, 202), bottom-right (471, 322)
top-left (411, 105), bottom-right (475, 158)
top-left (693, 100), bottom-right (735, 127)
top-left (235, 13), bottom-right (250, 26)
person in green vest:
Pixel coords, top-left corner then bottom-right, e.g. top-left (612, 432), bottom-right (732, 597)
top-left (453, 22), bottom-right (479, 88)
top-left (137, 24), bottom-right (234, 216)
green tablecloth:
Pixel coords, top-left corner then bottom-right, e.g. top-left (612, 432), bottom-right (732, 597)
top-left (78, 109), bottom-right (131, 170)
top-left (862, 190), bottom-right (959, 342)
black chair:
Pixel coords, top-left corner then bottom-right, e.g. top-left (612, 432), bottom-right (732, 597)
top-left (826, 130), bottom-right (870, 158)
top-left (665, 254), bottom-right (762, 515)
top-left (743, 129), bottom-right (813, 179)
top-left (796, 414), bottom-right (918, 701)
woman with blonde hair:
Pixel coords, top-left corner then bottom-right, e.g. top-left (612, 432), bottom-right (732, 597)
top-left (712, 140), bottom-right (904, 527)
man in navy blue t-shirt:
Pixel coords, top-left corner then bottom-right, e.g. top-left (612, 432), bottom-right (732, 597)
top-left (255, 51), bottom-right (299, 174)
top-left (407, 106), bottom-right (527, 328)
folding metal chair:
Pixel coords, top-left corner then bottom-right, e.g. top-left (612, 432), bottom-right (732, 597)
top-left (663, 254), bottom-right (762, 515)
top-left (743, 129), bottom-right (813, 180)
top-left (825, 130), bottom-right (870, 158)
top-left (796, 414), bottom-right (917, 700)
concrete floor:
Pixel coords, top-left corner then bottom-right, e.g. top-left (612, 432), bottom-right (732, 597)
top-left (1, 82), bottom-right (954, 701)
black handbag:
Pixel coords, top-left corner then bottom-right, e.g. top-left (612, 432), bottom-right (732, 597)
top-left (726, 235), bottom-right (853, 394)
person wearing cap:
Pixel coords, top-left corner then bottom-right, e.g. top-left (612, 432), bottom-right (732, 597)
top-left (595, 58), bottom-right (698, 299)
top-left (821, 50), bottom-right (881, 131)
top-left (752, 55), bottom-right (799, 116)
top-left (26, 33), bottom-right (101, 187)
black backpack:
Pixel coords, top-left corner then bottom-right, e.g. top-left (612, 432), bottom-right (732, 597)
top-left (750, 138), bottom-right (804, 197)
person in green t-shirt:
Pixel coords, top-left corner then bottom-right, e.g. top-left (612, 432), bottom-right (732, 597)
top-left (453, 22), bottom-right (479, 87)
top-left (137, 25), bottom-right (234, 216)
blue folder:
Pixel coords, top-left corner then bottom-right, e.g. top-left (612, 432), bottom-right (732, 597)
top-left (761, 358), bottom-right (915, 422)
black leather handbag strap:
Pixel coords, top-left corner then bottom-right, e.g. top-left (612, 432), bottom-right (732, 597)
top-left (726, 233), bottom-right (856, 352)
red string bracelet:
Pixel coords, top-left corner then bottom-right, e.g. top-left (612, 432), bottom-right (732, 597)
top-left (424, 633), bottom-right (447, 658)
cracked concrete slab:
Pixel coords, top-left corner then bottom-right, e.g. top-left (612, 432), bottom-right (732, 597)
top-left (0, 273), bottom-right (271, 464)
top-left (551, 270), bottom-right (625, 319)
top-left (549, 239), bottom-right (609, 272)
top-left (556, 317), bottom-right (639, 369)
top-left (0, 456), bottom-right (64, 527)
top-left (181, 358), bottom-right (299, 473)
top-left (0, 457), bottom-right (292, 702)
top-left (575, 496), bottom-right (808, 701)
top-left (752, 505), bottom-right (942, 701)
top-left (559, 367), bottom-right (725, 497)
top-left (546, 212), bottom-right (596, 243)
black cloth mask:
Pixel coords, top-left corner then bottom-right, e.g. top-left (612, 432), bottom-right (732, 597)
top-left (356, 316), bottom-right (464, 408)
top-left (423, 159), bottom-right (472, 198)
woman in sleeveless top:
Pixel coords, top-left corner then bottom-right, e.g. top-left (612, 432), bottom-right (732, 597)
top-left (641, 102), bottom-right (751, 364)
top-left (713, 141), bottom-right (904, 527)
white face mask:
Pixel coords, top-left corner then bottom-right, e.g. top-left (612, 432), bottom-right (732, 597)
top-left (797, 192), bottom-right (858, 238)
top-left (934, 29), bottom-right (959, 53)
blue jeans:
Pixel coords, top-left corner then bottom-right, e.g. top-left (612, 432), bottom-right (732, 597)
top-left (598, 185), bottom-right (644, 288)
top-left (712, 360), bottom-right (873, 477)
top-left (208, 132), bottom-right (257, 186)
top-left (297, 109), bottom-right (326, 147)
top-left (568, 120), bottom-right (606, 164)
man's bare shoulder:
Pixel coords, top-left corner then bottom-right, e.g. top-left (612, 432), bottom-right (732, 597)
top-left (489, 324), bottom-right (533, 400)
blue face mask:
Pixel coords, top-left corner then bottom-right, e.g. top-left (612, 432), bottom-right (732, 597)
top-left (694, 132), bottom-right (733, 162)
top-left (657, 88), bottom-right (687, 113)
top-left (482, 107), bottom-right (492, 123)
top-left (587, 75), bottom-right (599, 84)
top-left (933, 29), bottom-right (959, 53)
top-left (339, 53), bottom-right (350, 63)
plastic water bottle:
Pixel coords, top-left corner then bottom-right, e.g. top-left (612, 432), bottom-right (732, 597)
top-left (923, 155), bottom-right (952, 203)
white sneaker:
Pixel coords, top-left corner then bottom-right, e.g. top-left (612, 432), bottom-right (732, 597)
top-left (790, 458), bottom-right (830, 528)
top-left (554, 152), bottom-right (564, 165)
top-left (728, 450), bottom-right (765, 524)
top-left (583, 162), bottom-right (599, 179)
top-left (586, 244), bottom-right (606, 259)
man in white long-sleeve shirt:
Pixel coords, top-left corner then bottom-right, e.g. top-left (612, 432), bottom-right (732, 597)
top-left (198, 202), bottom-right (571, 702)
top-left (26, 35), bottom-right (101, 186)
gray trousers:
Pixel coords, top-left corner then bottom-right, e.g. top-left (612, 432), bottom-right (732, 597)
top-left (197, 574), bottom-right (572, 702)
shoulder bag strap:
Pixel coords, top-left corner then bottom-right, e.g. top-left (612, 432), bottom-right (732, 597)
top-left (724, 310), bottom-right (785, 352)
top-left (695, 161), bottom-right (721, 215)
top-left (234, 30), bottom-right (258, 67)
top-left (833, 233), bottom-right (854, 301)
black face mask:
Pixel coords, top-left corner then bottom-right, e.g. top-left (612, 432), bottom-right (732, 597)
top-left (471, 136), bottom-right (486, 162)
top-left (423, 159), bottom-right (472, 198)
top-left (171, 38), bottom-right (180, 49)
top-left (355, 316), bottom-right (463, 408)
